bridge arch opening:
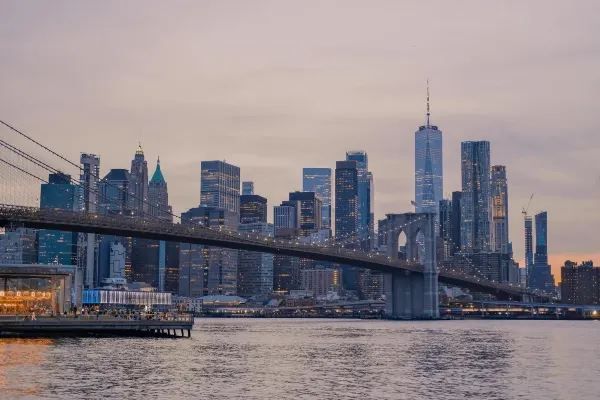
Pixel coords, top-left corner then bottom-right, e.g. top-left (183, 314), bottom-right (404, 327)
top-left (396, 230), bottom-right (407, 261)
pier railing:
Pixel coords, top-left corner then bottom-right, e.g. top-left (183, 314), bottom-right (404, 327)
top-left (0, 312), bottom-right (194, 323)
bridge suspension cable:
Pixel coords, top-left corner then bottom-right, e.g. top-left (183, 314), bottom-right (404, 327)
top-left (0, 156), bottom-right (49, 184)
top-left (0, 119), bottom-right (180, 222)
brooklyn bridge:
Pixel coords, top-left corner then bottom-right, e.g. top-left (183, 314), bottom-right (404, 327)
top-left (0, 120), bottom-right (553, 319)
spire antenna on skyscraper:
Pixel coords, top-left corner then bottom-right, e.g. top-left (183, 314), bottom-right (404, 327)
top-left (426, 79), bottom-right (431, 127)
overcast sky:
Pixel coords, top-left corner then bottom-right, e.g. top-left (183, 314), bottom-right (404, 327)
top-left (1, 1), bottom-right (599, 275)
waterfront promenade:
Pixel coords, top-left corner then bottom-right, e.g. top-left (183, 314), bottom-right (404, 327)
top-left (0, 313), bottom-right (194, 338)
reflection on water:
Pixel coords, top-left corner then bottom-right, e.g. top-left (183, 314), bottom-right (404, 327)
top-left (0, 338), bottom-right (53, 398)
top-left (0, 319), bottom-right (599, 399)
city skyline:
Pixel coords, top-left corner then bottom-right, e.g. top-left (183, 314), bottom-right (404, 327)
top-left (1, 1), bottom-right (599, 275)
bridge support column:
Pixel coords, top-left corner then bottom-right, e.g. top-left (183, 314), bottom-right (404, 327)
top-left (383, 212), bottom-right (439, 319)
top-left (384, 273), bottom-right (393, 315)
top-left (422, 212), bottom-right (438, 319)
top-left (392, 271), bottom-right (412, 318)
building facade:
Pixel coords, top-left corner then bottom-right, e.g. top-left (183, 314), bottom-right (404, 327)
top-left (99, 169), bottom-right (130, 215)
top-left (529, 211), bottom-right (555, 291)
top-left (345, 151), bottom-right (373, 249)
top-left (148, 157), bottom-right (172, 221)
top-left (524, 215), bottom-right (534, 279)
top-left (38, 173), bottom-right (77, 265)
top-left (98, 168), bottom-right (133, 286)
top-left (178, 207), bottom-right (239, 296)
top-left (491, 165), bottom-right (510, 254)
top-left (460, 141), bottom-right (491, 252)
top-left (237, 222), bottom-right (274, 298)
top-left (302, 168), bottom-right (332, 230)
top-left (450, 191), bottom-right (462, 254)
top-left (79, 154), bottom-right (101, 288)
top-left (200, 160), bottom-right (240, 215)
top-left (0, 228), bottom-right (37, 265)
top-left (288, 191), bottom-right (322, 237)
top-left (335, 160), bottom-right (359, 242)
top-left (561, 261), bottom-right (599, 304)
top-left (301, 267), bottom-right (340, 298)
top-left (242, 181), bottom-right (254, 195)
top-left (129, 145), bottom-right (148, 215)
top-left (240, 194), bottom-right (268, 224)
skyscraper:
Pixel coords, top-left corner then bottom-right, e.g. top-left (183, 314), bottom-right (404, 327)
top-left (460, 141), bottom-right (491, 252)
top-left (148, 157), bottom-right (172, 221)
top-left (273, 202), bottom-right (301, 293)
top-left (524, 215), bottom-right (533, 271)
top-left (178, 160), bottom-right (241, 296)
top-left (335, 160), bottom-right (359, 241)
top-left (534, 211), bottom-right (548, 266)
top-left (147, 157), bottom-right (172, 291)
top-left (129, 145), bottom-right (148, 215)
top-left (122, 155), bottom-right (172, 290)
top-left (414, 84), bottom-right (443, 224)
top-left (450, 191), bottom-right (462, 254)
top-left (302, 168), bottom-right (332, 230)
top-left (438, 199), bottom-right (453, 260)
top-left (78, 154), bottom-right (100, 288)
top-left (99, 169), bottom-right (130, 215)
top-left (561, 261), bottom-right (600, 305)
top-left (335, 159), bottom-right (360, 291)
top-left (491, 165), bottom-right (510, 254)
top-left (288, 191), bottom-right (322, 237)
top-left (273, 203), bottom-right (298, 237)
top-left (178, 207), bottom-right (239, 296)
top-left (529, 211), bottom-right (555, 291)
top-left (237, 222), bottom-right (274, 297)
top-left (242, 181), bottom-right (254, 195)
top-left (240, 194), bottom-right (268, 224)
top-left (38, 173), bottom-right (77, 265)
top-left (0, 228), bottom-right (37, 265)
top-left (345, 151), bottom-right (373, 249)
top-left (200, 160), bottom-right (240, 214)
top-left (98, 168), bottom-right (133, 284)
top-left (79, 154), bottom-right (100, 213)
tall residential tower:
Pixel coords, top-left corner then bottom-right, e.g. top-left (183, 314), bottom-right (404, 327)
top-left (345, 151), bottom-right (373, 249)
top-left (491, 165), bottom-right (510, 254)
top-left (302, 168), bottom-right (332, 231)
top-left (460, 141), bottom-right (491, 252)
top-left (129, 144), bottom-right (149, 215)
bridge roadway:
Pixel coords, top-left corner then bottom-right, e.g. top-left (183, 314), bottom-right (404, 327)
top-left (0, 204), bottom-right (542, 301)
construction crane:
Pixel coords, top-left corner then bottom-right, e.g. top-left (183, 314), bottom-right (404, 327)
top-left (521, 193), bottom-right (534, 217)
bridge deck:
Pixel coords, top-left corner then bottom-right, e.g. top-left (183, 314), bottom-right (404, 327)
top-left (0, 204), bottom-right (551, 301)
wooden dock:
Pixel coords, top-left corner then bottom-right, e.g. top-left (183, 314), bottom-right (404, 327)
top-left (0, 313), bottom-right (194, 338)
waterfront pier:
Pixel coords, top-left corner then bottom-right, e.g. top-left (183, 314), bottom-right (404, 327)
top-left (0, 313), bottom-right (194, 338)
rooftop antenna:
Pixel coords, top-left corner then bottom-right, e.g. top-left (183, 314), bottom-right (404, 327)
top-left (426, 79), bottom-right (431, 127)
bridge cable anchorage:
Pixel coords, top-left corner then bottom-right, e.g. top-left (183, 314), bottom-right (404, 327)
top-left (0, 119), bottom-right (180, 222)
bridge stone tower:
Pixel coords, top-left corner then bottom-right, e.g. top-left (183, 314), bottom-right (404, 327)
top-left (382, 212), bottom-right (439, 319)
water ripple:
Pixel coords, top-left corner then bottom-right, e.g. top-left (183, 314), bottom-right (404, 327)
top-left (0, 319), bottom-right (598, 399)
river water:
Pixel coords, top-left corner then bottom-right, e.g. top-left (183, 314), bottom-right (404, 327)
top-left (0, 319), bottom-right (598, 399)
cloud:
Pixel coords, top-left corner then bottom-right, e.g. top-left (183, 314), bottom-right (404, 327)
top-left (0, 0), bottom-right (598, 263)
